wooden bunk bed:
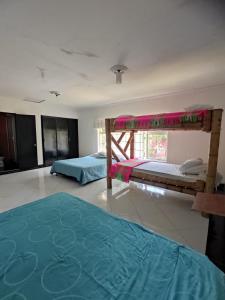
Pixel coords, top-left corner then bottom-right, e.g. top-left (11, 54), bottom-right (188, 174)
top-left (105, 109), bottom-right (223, 195)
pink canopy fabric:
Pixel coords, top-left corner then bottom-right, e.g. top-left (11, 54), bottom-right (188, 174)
top-left (113, 110), bottom-right (209, 131)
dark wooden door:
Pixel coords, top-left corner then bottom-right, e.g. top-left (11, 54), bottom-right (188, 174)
top-left (42, 116), bottom-right (57, 166)
top-left (56, 118), bottom-right (69, 160)
top-left (42, 116), bottom-right (79, 165)
top-left (0, 113), bottom-right (18, 170)
top-left (68, 119), bottom-right (79, 158)
top-left (16, 114), bottom-right (38, 170)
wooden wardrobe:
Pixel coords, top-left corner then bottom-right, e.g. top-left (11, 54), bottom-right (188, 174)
top-left (41, 116), bottom-right (79, 166)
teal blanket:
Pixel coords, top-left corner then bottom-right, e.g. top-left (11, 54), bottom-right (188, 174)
top-left (50, 156), bottom-right (107, 184)
top-left (0, 193), bottom-right (225, 300)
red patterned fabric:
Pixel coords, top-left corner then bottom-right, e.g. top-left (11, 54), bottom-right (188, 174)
top-left (110, 159), bottom-right (147, 182)
top-left (113, 110), bottom-right (209, 130)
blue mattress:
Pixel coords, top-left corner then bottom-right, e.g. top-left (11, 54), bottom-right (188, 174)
top-left (50, 156), bottom-right (107, 184)
top-left (0, 192), bottom-right (225, 300)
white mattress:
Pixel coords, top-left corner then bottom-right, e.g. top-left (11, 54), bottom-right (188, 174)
top-left (133, 161), bottom-right (206, 183)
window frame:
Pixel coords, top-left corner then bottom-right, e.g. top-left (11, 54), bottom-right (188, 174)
top-left (97, 128), bottom-right (168, 162)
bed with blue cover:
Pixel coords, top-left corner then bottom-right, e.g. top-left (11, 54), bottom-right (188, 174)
top-left (0, 192), bottom-right (225, 300)
top-left (50, 155), bottom-right (107, 184)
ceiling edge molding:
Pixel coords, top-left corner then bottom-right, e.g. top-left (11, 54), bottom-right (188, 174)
top-left (77, 82), bottom-right (225, 111)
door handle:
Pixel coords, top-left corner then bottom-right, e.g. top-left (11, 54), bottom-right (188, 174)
top-left (34, 144), bottom-right (37, 147)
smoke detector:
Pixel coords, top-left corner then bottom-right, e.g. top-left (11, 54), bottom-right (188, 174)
top-left (111, 64), bottom-right (128, 84)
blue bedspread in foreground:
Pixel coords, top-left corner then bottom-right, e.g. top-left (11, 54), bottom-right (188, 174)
top-left (0, 193), bottom-right (225, 300)
top-left (50, 156), bottom-right (107, 184)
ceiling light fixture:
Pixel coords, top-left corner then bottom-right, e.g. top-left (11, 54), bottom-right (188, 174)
top-left (49, 90), bottom-right (61, 97)
top-left (111, 64), bottom-right (128, 84)
top-left (23, 98), bottom-right (46, 104)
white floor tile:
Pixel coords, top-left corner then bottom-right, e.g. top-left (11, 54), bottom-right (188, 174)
top-left (0, 169), bottom-right (208, 253)
top-left (177, 228), bottom-right (208, 253)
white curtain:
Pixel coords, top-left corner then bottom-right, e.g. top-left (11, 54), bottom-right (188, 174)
top-left (93, 118), bottom-right (105, 129)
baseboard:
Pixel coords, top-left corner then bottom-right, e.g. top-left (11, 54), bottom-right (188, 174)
top-left (37, 164), bottom-right (45, 168)
top-left (0, 169), bottom-right (20, 176)
top-left (0, 164), bottom-right (45, 176)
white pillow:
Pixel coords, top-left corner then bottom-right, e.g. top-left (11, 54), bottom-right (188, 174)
top-left (97, 151), bottom-right (107, 157)
top-left (181, 164), bottom-right (207, 175)
top-left (179, 158), bottom-right (203, 173)
top-left (91, 152), bottom-right (107, 158)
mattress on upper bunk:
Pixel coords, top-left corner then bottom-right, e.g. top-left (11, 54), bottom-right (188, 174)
top-left (133, 161), bottom-right (206, 183)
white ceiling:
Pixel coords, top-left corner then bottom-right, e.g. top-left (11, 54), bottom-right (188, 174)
top-left (0, 0), bottom-right (225, 108)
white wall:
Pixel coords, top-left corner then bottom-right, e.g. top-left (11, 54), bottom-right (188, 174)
top-left (0, 97), bottom-right (78, 165)
top-left (78, 85), bottom-right (225, 179)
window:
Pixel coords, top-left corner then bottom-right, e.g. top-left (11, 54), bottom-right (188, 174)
top-left (137, 131), bottom-right (168, 161)
top-left (97, 128), bottom-right (107, 152)
top-left (97, 129), bottom-right (168, 161)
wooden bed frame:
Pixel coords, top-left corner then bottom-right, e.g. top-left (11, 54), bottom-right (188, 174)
top-left (105, 109), bottom-right (223, 195)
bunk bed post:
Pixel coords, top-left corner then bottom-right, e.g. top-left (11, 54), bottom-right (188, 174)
top-left (205, 109), bottom-right (223, 193)
top-left (105, 118), bottom-right (112, 189)
top-left (130, 131), bottom-right (135, 159)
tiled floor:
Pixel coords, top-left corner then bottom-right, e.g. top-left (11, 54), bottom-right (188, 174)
top-left (0, 167), bottom-right (208, 253)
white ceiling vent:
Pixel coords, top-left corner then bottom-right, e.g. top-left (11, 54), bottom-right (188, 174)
top-left (23, 98), bottom-right (46, 104)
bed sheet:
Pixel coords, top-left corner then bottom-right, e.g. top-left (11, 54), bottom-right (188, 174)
top-left (0, 192), bottom-right (224, 300)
